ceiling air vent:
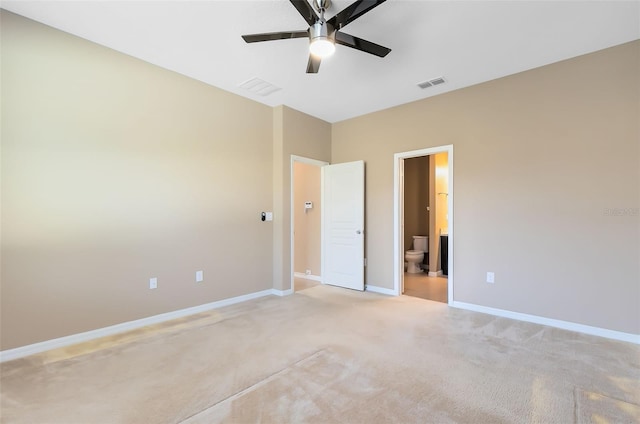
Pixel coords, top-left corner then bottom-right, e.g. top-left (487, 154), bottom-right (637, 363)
top-left (417, 76), bottom-right (446, 89)
top-left (238, 77), bottom-right (281, 96)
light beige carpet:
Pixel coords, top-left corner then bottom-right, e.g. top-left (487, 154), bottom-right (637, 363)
top-left (1, 284), bottom-right (639, 423)
top-left (575, 389), bottom-right (640, 424)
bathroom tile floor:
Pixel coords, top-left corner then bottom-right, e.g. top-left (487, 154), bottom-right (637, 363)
top-left (403, 272), bottom-right (448, 303)
top-left (295, 274), bottom-right (447, 303)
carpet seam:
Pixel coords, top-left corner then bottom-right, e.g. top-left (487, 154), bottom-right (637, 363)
top-left (573, 386), bottom-right (578, 424)
top-left (177, 349), bottom-right (327, 423)
top-left (574, 386), bottom-right (640, 407)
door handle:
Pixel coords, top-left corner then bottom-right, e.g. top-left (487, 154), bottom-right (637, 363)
top-left (356, 230), bottom-right (362, 234)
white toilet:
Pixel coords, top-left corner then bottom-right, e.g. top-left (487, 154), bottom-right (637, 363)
top-left (405, 236), bottom-right (428, 274)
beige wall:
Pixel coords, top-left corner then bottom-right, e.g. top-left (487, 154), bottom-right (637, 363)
top-left (403, 156), bottom-right (429, 252)
top-left (272, 106), bottom-right (331, 291)
top-left (293, 162), bottom-right (321, 275)
top-left (333, 41), bottom-right (640, 334)
top-left (0, 12), bottom-right (331, 350)
top-left (2, 10), bottom-right (638, 351)
top-left (0, 11), bottom-right (277, 350)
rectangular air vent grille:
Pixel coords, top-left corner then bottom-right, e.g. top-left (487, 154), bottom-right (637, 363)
top-left (418, 76), bottom-right (446, 89)
top-left (238, 77), bottom-right (281, 96)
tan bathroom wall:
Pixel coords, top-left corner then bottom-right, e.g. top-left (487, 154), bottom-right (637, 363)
top-left (428, 156), bottom-right (438, 273)
top-left (403, 156), bottom-right (430, 252)
top-left (293, 162), bottom-right (322, 276)
top-left (332, 40), bottom-right (640, 335)
top-left (0, 11), bottom-right (275, 350)
top-left (429, 152), bottom-right (449, 274)
top-left (430, 152), bottom-right (449, 272)
top-left (434, 152), bottom-right (449, 237)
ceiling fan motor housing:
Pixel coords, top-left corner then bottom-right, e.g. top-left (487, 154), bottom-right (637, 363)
top-left (310, 19), bottom-right (335, 43)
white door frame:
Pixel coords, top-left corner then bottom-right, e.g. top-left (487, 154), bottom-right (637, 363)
top-left (290, 155), bottom-right (329, 289)
top-left (393, 145), bottom-right (454, 303)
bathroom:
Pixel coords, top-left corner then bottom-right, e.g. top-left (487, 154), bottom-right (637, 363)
top-left (404, 152), bottom-right (449, 302)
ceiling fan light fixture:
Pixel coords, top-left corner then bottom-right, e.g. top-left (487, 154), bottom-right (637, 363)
top-left (309, 19), bottom-right (335, 58)
top-left (241, 0), bottom-right (391, 73)
top-left (310, 37), bottom-right (335, 57)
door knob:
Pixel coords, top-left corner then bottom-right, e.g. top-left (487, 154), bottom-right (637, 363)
top-left (356, 230), bottom-right (362, 234)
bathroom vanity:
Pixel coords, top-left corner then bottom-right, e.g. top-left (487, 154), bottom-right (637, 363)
top-left (440, 234), bottom-right (448, 276)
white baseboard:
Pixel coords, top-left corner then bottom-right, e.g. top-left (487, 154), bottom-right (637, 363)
top-left (0, 288), bottom-right (277, 363)
top-left (271, 288), bottom-right (294, 297)
top-left (451, 301), bottom-right (640, 345)
top-left (428, 271), bottom-right (443, 277)
top-left (365, 285), bottom-right (396, 296)
top-left (293, 272), bottom-right (322, 282)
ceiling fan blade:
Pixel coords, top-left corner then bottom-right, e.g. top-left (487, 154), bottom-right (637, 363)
top-left (306, 54), bottom-right (321, 73)
top-left (335, 31), bottom-right (391, 57)
top-left (242, 30), bottom-right (308, 43)
top-left (328, 0), bottom-right (387, 30)
top-left (290, 0), bottom-right (319, 27)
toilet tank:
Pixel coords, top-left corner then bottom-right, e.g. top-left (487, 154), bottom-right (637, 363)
top-left (412, 236), bottom-right (428, 252)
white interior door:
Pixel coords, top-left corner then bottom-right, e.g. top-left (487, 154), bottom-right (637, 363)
top-left (322, 160), bottom-right (365, 291)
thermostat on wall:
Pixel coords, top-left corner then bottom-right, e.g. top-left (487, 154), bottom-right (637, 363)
top-left (304, 201), bottom-right (313, 209)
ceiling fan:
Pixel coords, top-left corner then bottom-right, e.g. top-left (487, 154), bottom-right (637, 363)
top-left (241, 0), bottom-right (391, 73)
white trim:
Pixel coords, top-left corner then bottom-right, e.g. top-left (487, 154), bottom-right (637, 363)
top-left (320, 165), bottom-right (325, 285)
top-left (393, 145), bottom-right (454, 302)
top-left (293, 272), bottom-right (322, 282)
top-left (290, 155), bottom-right (328, 291)
top-left (452, 301), bottom-right (640, 345)
top-left (393, 154), bottom-right (404, 294)
top-left (271, 288), bottom-right (294, 297)
top-left (0, 289), bottom-right (275, 363)
top-left (428, 271), bottom-right (444, 277)
top-left (365, 285), bottom-right (396, 296)
top-left (290, 155), bottom-right (328, 167)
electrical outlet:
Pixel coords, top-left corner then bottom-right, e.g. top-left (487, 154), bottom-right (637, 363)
top-left (149, 277), bottom-right (158, 289)
top-left (196, 270), bottom-right (203, 282)
top-left (305, 269), bottom-right (311, 275)
top-left (486, 272), bottom-right (495, 284)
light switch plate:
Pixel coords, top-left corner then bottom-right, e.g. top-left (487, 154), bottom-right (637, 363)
top-left (265, 212), bottom-right (273, 221)
top-left (149, 277), bottom-right (158, 289)
top-left (196, 271), bottom-right (203, 282)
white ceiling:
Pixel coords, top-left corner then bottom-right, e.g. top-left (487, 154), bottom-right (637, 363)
top-left (2, 0), bottom-right (639, 123)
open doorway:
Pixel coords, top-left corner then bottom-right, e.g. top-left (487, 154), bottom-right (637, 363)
top-left (393, 146), bottom-right (453, 304)
top-left (290, 155), bottom-right (327, 292)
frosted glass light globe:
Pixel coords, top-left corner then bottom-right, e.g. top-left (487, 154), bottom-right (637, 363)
top-left (310, 38), bottom-right (335, 58)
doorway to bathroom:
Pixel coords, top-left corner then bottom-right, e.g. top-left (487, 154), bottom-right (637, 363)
top-left (290, 155), bottom-right (327, 292)
top-left (393, 145), bottom-right (453, 304)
